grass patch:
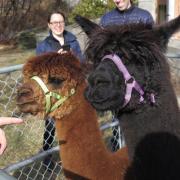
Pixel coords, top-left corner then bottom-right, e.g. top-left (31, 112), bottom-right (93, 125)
top-left (0, 48), bottom-right (35, 67)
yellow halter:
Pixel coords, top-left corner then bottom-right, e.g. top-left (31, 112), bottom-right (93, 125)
top-left (31, 76), bottom-right (75, 114)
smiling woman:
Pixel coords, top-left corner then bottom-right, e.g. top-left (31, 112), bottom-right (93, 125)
top-left (35, 10), bottom-right (84, 167)
top-left (36, 11), bottom-right (83, 61)
top-left (48, 13), bottom-right (65, 42)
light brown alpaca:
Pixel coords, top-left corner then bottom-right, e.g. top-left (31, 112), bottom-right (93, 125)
top-left (16, 52), bottom-right (129, 179)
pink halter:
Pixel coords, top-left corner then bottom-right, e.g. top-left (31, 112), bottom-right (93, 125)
top-left (102, 54), bottom-right (155, 107)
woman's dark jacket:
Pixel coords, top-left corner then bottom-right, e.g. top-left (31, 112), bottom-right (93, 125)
top-left (36, 30), bottom-right (84, 62)
top-left (100, 5), bottom-right (154, 27)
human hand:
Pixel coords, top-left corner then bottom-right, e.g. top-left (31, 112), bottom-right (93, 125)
top-left (58, 45), bottom-right (70, 54)
top-left (0, 128), bottom-right (6, 155)
top-left (57, 48), bottom-right (68, 54)
top-left (0, 117), bottom-right (23, 126)
top-left (0, 117), bottom-right (23, 155)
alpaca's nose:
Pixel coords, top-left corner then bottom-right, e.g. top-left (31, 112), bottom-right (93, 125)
top-left (17, 87), bottom-right (32, 97)
top-left (16, 84), bottom-right (34, 105)
top-left (88, 72), bottom-right (100, 87)
top-left (17, 82), bottom-right (33, 95)
top-left (88, 72), bottom-right (109, 87)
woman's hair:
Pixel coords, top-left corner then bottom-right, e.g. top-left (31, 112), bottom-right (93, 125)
top-left (47, 11), bottom-right (66, 23)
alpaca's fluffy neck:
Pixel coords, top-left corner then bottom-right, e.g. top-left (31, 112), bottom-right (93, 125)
top-left (55, 82), bottom-right (128, 179)
top-left (120, 82), bottom-right (180, 160)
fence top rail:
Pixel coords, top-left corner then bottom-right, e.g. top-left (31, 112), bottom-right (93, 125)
top-left (0, 64), bottom-right (23, 74)
top-left (3, 146), bottom-right (60, 173)
top-left (166, 53), bottom-right (180, 58)
top-left (0, 170), bottom-right (17, 180)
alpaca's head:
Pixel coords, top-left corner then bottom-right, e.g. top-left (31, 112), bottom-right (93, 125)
top-left (16, 52), bottom-right (84, 119)
top-left (75, 15), bottom-right (180, 112)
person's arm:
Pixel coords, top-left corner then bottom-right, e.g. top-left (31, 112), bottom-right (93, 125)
top-left (99, 15), bottom-right (106, 27)
top-left (0, 117), bottom-right (23, 126)
top-left (0, 129), bottom-right (6, 155)
top-left (147, 14), bottom-right (154, 25)
top-left (142, 9), bottom-right (154, 25)
top-left (0, 117), bottom-right (23, 155)
top-left (36, 43), bottom-right (45, 55)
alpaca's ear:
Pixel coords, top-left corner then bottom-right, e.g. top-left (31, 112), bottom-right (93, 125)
top-left (153, 15), bottom-right (180, 51)
top-left (74, 15), bottom-right (101, 37)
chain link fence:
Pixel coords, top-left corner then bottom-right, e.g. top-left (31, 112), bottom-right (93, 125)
top-left (0, 54), bottom-right (179, 180)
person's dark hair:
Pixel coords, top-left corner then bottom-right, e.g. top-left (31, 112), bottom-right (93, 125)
top-left (47, 11), bottom-right (66, 23)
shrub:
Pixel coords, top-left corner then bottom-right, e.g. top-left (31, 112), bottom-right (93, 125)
top-left (68, 0), bottom-right (115, 23)
top-left (17, 31), bottom-right (37, 49)
top-left (68, 0), bottom-right (139, 23)
top-left (0, 0), bottom-right (69, 43)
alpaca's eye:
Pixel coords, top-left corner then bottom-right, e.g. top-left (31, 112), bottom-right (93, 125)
top-left (48, 77), bottom-right (64, 86)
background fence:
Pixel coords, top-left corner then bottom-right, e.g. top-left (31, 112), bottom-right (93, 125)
top-left (0, 54), bottom-right (179, 180)
top-left (0, 63), bottom-right (125, 180)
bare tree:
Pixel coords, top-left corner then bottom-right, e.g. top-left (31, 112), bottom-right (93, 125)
top-left (0, 0), bottom-right (71, 43)
top-left (0, 0), bottom-right (33, 42)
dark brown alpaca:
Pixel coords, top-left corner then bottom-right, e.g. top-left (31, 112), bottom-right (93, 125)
top-left (75, 15), bottom-right (180, 180)
top-left (16, 52), bottom-right (129, 180)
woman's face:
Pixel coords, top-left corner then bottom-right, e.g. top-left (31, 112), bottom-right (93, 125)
top-left (48, 13), bottom-right (65, 36)
top-left (113, 0), bottom-right (131, 11)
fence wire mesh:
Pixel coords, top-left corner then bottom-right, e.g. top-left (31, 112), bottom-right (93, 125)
top-left (0, 55), bottom-right (179, 180)
top-left (0, 66), bottom-right (125, 180)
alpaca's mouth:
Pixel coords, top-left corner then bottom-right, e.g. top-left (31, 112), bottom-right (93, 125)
top-left (89, 98), bottom-right (120, 111)
top-left (16, 87), bottom-right (42, 115)
top-left (85, 92), bottom-right (110, 110)
top-left (16, 99), bottom-right (36, 105)
top-left (17, 101), bottom-right (40, 115)
top-left (91, 102), bottom-right (109, 111)
top-left (85, 86), bottom-right (122, 111)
